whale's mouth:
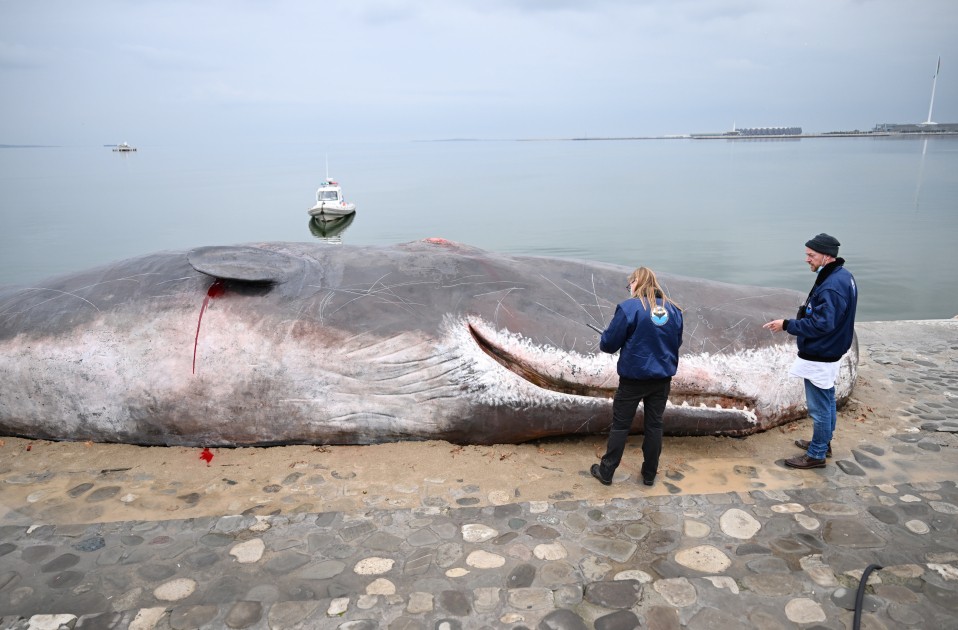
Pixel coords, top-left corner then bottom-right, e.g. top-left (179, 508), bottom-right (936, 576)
top-left (467, 321), bottom-right (758, 417)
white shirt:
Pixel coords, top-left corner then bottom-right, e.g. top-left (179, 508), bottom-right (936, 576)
top-left (789, 357), bottom-right (841, 389)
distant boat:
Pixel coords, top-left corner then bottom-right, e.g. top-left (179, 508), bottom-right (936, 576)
top-left (306, 171), bottom-right (356, 221)
top-left (112, 142), bottom-right (137, 152)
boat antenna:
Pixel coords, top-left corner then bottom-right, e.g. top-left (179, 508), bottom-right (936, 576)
top-left (924, 56), bottom-right (941, 125)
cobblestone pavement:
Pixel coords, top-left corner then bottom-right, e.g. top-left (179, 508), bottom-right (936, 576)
top-left (1, 320), bottom-right (956, 629)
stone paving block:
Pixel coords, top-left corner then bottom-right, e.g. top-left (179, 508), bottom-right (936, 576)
top-left (506, 587), bottom-right (553, 611)
top-left (538, 608), bottom-right (589, 630)
top-left (584, 580), bottom-right (641, 609)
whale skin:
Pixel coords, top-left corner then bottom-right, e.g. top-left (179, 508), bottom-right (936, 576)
top-left (0, 239), bottom-right (857, 446)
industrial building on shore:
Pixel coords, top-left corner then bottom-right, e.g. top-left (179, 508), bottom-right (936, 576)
top-left (694, 57), bottom-right (955, 138)
top-left (872, 122), bottom-right (958, 133)
top-left (875, 57), bottom-right (956, 133)
top-left (690, 126), bottom-right (802, 138)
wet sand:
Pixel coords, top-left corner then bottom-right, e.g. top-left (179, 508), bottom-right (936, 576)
top-left (2, 320), bottom-right (956, 527)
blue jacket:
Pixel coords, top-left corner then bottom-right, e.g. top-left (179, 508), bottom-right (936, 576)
top-left (784, 259), bottom-right (857, 362)
top-left (600, 296), bottom-right (683, 380)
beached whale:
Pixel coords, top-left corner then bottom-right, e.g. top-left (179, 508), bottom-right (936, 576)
top-left (0, 239), bottom-right (857, 446)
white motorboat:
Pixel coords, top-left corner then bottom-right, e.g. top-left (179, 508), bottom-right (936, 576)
top-left (307, 177), bottom-right (356, 221)
top-left (112, 142), bottom-right (137, 152)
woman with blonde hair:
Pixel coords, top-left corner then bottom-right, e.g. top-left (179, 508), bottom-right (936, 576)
top-left (591, 267), bottom-right (683, 487)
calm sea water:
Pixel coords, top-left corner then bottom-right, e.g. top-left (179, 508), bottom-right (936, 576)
top-left (2, 136), bottom-right (956, 321)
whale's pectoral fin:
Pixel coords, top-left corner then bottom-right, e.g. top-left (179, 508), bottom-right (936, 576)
top-left (187, 246), bottom-right (304, 284)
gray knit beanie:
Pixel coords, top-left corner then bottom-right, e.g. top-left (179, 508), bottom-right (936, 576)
top-left (805, 233), bottom-right (840, 257)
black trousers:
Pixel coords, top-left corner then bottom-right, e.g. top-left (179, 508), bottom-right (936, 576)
top-left (598, 376), bottom-right (671, 480)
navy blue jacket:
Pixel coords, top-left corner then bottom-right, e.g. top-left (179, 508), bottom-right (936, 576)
top-left (600, 296), bottom-right (683, 380)
top-left (784, 259), bottom-right (857, 362)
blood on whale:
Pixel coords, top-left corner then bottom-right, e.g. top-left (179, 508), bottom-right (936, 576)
top-left (192, 279), bottom-right (226, 375)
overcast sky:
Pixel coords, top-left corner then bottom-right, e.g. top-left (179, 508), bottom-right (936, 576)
top-left (2, 0), bottom-right (956, 145)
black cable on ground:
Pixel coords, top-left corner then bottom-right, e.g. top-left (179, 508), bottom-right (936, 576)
top-left (853, 563), bottom-right (883, 630)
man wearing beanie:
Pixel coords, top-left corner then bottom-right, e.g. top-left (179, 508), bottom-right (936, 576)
top-left (763, 233), bottom-right (858, 469)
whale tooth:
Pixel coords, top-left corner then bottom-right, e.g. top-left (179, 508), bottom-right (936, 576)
top-left (699, 403), bottom-right (707, 408)
top-left (715, 404), bottom-right (723, 409)
top-left (681, 400), bottom-right (690, 407)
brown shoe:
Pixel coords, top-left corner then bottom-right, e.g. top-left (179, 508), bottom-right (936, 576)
top-left (794, 439), bottom-right (832, 457)
top-left (784, 454), bottom-right (826, 469)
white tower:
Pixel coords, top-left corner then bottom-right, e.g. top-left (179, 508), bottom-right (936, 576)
top-left (921, 56), bottom-right (941, 126)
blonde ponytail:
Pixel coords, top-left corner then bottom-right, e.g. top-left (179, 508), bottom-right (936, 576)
top-left (628, 267), bottom-right (681, 311)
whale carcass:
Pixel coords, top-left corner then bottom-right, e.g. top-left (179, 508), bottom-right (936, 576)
top-left (0, 239), bottom-right (857, 446)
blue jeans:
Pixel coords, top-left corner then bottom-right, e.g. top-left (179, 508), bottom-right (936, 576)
top-left (804, 378), bottom-right (836, 460)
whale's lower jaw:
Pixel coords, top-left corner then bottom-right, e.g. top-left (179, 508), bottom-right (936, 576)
top-left (658, 400), bottom-right (806, 437)
top-left (429, 398), bottom-right (804, 447)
